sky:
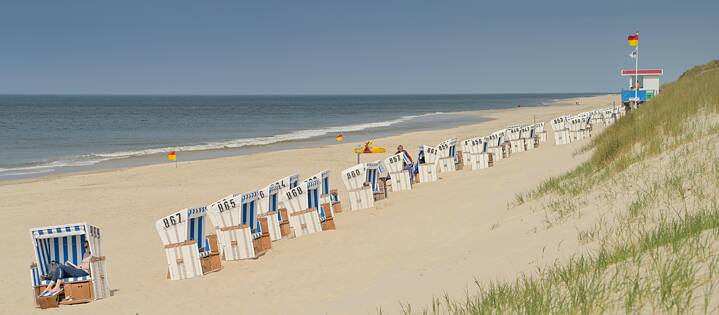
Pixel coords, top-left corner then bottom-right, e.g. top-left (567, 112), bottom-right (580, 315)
top-left (1, 0), bottom-right (717, 95)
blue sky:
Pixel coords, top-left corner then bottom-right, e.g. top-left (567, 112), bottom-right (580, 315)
top-left (1, 0), bottom-right (717, 94)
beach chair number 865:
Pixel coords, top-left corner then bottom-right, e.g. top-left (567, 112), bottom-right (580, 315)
top-left (217, 199), bottom-right (237, 212)
top-left (162, 213), bottom-right (183, 228)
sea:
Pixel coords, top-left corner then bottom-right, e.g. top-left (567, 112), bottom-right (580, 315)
top-left (0, 93), bottom-right (599, 180)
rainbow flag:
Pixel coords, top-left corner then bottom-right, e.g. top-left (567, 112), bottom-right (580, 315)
top-left (167, 151), bottom-right (177, 161)
top-left (627, 34), bottom-right (639, 47)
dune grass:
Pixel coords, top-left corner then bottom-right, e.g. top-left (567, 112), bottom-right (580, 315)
top-left (522, 60), bottom-right (719, 201)
top-left (398, 60), bottom-right (719, 314)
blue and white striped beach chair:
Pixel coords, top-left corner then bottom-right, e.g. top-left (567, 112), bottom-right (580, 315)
top-left (417, 145), bottom-right (439, 183)
top-left (484, 130), bottom-right (504, 162)
top-left (520, 125), bottom-right (536, 151)
top-left (29, 223), bottom-right (111, 304)
top-left (269, 174), bottom-right (300, 237)
top-left (208, 191), bottom-right (271, 260)
top-left (464, 137), bottom-right (490, 170)
top-left (534, 122), bottom-right (547, 143)
top-left (551, 116), bottom-right (570, 145)
top-left (282, 178), bottom-right (324, 237)
top-left (256, 183), bottom-right (283, 241)
top-left (341, 162), bottom-right (380, 211)
top-left (308, 170), bottom-right (339, 219)
top-left (384, 152), bottom-right (412, 192)
top-left (155, 207), bottom-right (220, 280)
top-left (436, 138), bottom-right (458, 173)
top-left (506, 125), bottom-right (524, 154)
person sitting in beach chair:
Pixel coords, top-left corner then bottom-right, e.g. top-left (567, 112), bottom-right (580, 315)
top-left (30, 223), bottom-right (111, 307)
top-left (39, 240), bottom-right (91, 297)
top-left (395, 145), bottom-right (415, 183)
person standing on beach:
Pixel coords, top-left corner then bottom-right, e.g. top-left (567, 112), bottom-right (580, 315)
top-left (395, 145), bottom-right (415, 182)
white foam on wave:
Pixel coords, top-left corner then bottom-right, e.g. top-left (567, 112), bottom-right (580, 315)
top-left (0, 112), bottom-right (444, 175)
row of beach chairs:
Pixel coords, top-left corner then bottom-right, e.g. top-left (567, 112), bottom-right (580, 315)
top-left (155, 170), bottom-right (342, 281)
top-left (550, 106), bottom-right (624, 145)
top-left (28, 109), bottom-right (611, 308)
top-left (341, 122), bottom-right (547, 211)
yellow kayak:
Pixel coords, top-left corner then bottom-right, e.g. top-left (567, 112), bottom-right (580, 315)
top-left (354, 141), bottom-right (386, 154)
top-left (354, 146), bottom-right (386, 154)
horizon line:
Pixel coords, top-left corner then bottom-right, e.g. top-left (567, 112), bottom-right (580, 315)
top-left (0, 91), bottom-right (612, 97)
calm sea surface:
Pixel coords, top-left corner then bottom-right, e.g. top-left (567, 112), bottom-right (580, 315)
top-left (0, 93), bottom-right (599, 179)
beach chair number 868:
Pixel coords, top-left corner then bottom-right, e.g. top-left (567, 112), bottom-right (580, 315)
top-left (162, 213), bottom-right (182, 228)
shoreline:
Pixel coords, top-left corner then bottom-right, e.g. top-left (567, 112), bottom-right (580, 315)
top-left (0, 95), bottom-right (609, 186)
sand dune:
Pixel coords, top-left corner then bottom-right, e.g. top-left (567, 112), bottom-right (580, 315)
top-left (0, 95), bottom-right (618, 314)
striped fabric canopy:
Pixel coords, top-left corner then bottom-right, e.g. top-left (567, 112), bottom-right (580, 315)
top-left (156, 207), bottom-right (209, 252)
top-left (240, 191), bottom-right (262, 238)
top-left (366, 162), bottom-right (381, 192)
top-left (31, 224), bottom-right (88, 276)
top-left (304, 176), bottom-right (328, 221)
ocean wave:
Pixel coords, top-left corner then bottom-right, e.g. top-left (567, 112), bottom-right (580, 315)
top-left (0, 112), bottom-right (444, 175)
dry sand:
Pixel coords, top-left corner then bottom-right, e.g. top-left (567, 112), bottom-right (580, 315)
top-left (0, 94), bottom-right (618, 315)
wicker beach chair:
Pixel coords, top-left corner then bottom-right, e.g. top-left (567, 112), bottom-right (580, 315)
top-left (417, 145), bottom-right (439, 183)
top-left (155, 207), bottom-right (221, 280)
top-left (29, 223), bottom-right (111, 307)
top-left (260, 174), bottom-right (300, 238)
top-left (464, 137), bottom-right (490, 170)
top-left (207, 191), bottom-right (271, 261)
top-left (256, 184), bottom-right (284, 241)
top-left (281, 178), bottom-right (325, 237)
top-left (436, 138), bottom-right (458, 173)
top-left (384, 152), bottom-right (413, 192)
top-left (341, 161), bottom-right (380, 211)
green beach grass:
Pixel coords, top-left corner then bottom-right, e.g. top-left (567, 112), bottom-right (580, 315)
top-left (400, 60), bottom-right (719, 314)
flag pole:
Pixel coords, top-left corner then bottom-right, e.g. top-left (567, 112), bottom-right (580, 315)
top-left (634, 32), bottom-right (639, 109)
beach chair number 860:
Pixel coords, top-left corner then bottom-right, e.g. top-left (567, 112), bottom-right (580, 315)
top-left (162, 213), bottom-right (183, 228)
top-left (346, 169), bottom-right (361, 180)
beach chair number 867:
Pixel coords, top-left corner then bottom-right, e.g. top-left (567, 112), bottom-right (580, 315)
top-left (162, 213), bottom-right (183, 228)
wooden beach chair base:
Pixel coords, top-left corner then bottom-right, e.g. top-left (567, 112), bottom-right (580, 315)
top-left (321, 216), bottom-right (336, 230)
top-left (456, 151), bottom-right (464, 170)
top-left (252, 235), bottom-right (271, 257)
top-left (488, 152), bottom-right (494, 167)
top-left (37, 294), bottom-right (60, 309)
top-left (332, 202), bottom-right (343, 213)
top-left (60, 281), bottom-right (93, 305)
top-left (259, 212), bottom-right (282, 241)
top-left (278, 208), bottom-right (293, 238)
top-left (207, 234), bottom-right (220, 254)
top-left (201, 253), bottom-right (223, 274)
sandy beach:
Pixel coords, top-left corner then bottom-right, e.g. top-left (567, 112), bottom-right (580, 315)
top-left (1, 94), bottom-right (617, 314)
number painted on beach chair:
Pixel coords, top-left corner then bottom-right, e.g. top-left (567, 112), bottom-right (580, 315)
top-left (161, 212), bottom-right (183, 229)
